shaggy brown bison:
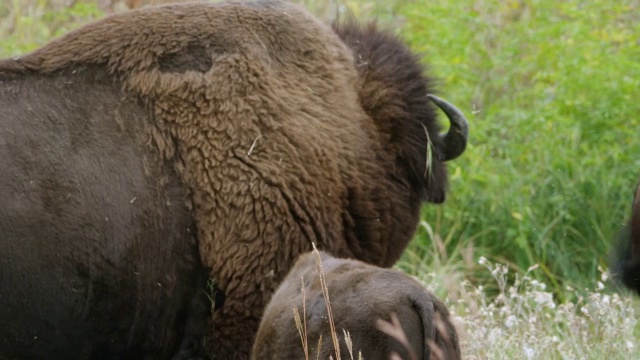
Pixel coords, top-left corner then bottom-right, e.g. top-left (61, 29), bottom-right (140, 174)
top-left (612, 178), bottom-right (640, 295)
top-left (253, 251), bottom-right (461, 360)
top-left (0, 1), bottom-right (468, 359)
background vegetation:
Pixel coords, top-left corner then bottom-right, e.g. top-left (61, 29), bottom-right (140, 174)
top-left (2, 0), bottom-right (639, 358)
top-left (398, 0), bottom-right (640, 302)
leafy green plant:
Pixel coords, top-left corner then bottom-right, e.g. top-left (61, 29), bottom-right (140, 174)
top-left (0, 0), bottom-right (103, 56)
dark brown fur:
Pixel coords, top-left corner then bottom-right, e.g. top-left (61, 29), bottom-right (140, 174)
top-left (612, 179), bottom-right (640, 295)
top-left (253, 251), bottom-right (461, 360)
top-left (0, 64), bottom-right (211, 359)
top-left (0, 1), bottom-right (465, 359)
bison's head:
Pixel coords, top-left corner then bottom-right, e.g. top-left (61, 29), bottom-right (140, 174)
top-left (332, 21), bottom-right (468, 204)
top-left (613, 179), bottom-right (640, 296)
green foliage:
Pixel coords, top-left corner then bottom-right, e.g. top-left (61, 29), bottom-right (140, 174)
top-left (395, 0), bottom-right (640, 300)
top-left (0, 0), bottom-right (103, 57)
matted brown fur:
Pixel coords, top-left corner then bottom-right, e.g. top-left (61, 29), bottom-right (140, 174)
top-left (0, 1), bottom-right (460, 358)
top-left (253, 251), bottom-right (461, 360)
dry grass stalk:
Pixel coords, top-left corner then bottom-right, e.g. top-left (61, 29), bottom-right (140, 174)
top-left (375, 312), bottom-right (419, 360)
top-left (311, 243), bottom-right (342, 360)
top-left (427, 339), bottom-right (445, 360)
top-left (293, 276), bottom-right (310, 360)
top-left (434, 312), bottom-right (451, 345)
top-left (293, 309), bottom-right (308, 359)
top-left (295, 243), bottom-right (361, 360)
top-left (343, 329), bottom-right (354, 360)
top-left (316, 335), bottom-right (323, 360)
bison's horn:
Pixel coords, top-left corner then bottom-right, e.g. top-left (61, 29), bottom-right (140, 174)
top-left (427, 94), bottom-right (469, 161)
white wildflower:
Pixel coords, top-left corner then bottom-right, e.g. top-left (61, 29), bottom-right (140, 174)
top-left (527, 264), bottom-right (539, 272)
top-left (533, 291), bottom-right (555, 309)
top-left (504, 315), bottom-right (517, 329)
top-left (597, 281), bottom-right (605, 290)
top-left (524, 345), bottom-right (535, 360)
top-left (580, 307), bottom-right (589, 315)
top-left (531, 280), bottom-right (546, 290)
top-left (500, 265), bottom-right (509, 275)
top-left (488, 328), bottom-right (503, 342)
top-left (478, 256), bottom-right (488, 265)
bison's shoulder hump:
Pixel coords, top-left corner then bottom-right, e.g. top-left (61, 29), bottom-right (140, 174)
top-left (0, 1), bottom-right (353, 79)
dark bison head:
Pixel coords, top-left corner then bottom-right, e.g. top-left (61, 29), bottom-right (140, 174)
top-left (612, 178), bottom-right (640, 295)
top-left (333, 21), bottom-right (468, 204)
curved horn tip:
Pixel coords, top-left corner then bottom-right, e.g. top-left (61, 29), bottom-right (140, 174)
top-left (427, 94), bottom-right (469, 161)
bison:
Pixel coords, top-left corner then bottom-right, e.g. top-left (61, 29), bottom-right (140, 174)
top-left (253, 250), bottom-right (461, 360)
top-left (0, 1), bottom-right (468, 359)
top-left (612, 178), bottom-right (640, 295)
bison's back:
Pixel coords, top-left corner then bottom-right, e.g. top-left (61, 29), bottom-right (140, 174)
top-left (0, 66), bottom-right (207, 359)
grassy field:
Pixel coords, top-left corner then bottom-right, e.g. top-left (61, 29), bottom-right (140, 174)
top-left (2, 0), bottom-right (640, 358)
top-left (396, 0), bottom-right (640, 301)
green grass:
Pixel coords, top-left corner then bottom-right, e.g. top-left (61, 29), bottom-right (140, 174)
top-left (396, 0), bottom-right (640, 301)
top-left (0, 0), bottom-right (103, 56)
top-left (2, 1), bottom-right (640, 356)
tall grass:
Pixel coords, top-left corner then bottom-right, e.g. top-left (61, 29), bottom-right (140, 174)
top-left (393, 0), bottom-right (640, 300)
